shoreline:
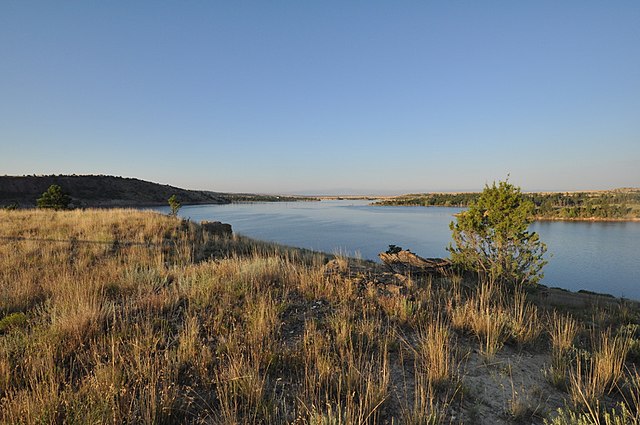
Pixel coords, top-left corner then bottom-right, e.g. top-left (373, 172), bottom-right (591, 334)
top-left (370, 203), bottom-right (640, 222)
top-left (533, 216), bottom-right (640, 223)
top-left (3, 207), bottom-right (638, 304)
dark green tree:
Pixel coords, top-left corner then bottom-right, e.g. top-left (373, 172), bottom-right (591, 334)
top-left (448, 180), bottom-right (547, 286)
top-left (168, 194), bottom-right (181, 217)
top-left (36, 185), bottom-right (71, 210)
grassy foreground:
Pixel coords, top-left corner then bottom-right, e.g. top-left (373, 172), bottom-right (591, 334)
top-left (1, 209), bottom-right (640, 424)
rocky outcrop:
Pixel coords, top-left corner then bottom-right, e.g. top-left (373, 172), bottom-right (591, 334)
top-left (201, 221), bottom-right (233, 238)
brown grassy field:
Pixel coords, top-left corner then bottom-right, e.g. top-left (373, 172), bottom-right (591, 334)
top-left (1, 209), bottom-right (639, 424)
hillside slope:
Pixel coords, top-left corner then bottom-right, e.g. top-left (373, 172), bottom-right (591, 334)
top-left (1, 209), bottom-right (639, 424)
top-left (0, 175), bottom-right (305, 208)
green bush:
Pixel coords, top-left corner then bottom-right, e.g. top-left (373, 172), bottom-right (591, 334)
top-left (36, 184), bottom-right (71, 210)
top-left (448, 179), bottom-right (547, 286)
top-left (0, 312), bottom-right (27, 333)
top-left (168, 194), bottom-right (181, 217)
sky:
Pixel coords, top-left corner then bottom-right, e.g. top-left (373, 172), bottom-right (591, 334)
top-left (1, 1), bottom-right (639, 195)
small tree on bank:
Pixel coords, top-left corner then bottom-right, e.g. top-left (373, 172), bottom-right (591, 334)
top-left (3, 203), bottom-right (18, 211)
top-left (168, 195), bottom-right (181, 217)
top-left (36, 184), bottom-right (71, 210)
top-left (448, 180), bottom-right (547, 286)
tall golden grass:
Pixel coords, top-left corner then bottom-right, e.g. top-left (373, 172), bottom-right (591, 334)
top-left (0, 209), bottom-right (638, 424)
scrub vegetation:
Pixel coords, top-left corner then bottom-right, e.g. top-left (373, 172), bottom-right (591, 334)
top-left (448, 180), bottom-right (547, 287)
top-left (1, 206), bottom-right (639, 423)
top-left (36, 184), bottom-right (71, 211)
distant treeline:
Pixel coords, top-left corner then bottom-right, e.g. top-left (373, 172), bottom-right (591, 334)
top-left (376, 193), bottom-right (479, 207)
top-left (374, 189), bottom-right (640, 220)
top-left (529, 190), bottom-right (640, 219)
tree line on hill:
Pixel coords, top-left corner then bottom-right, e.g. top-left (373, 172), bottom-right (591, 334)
top-left (0, 175), bottom-right (316, 209)
top-left (375, 189), bottom-right (640, 220)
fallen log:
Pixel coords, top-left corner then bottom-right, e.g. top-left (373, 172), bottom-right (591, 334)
top-left (378, 249), bottom-right (451, 276)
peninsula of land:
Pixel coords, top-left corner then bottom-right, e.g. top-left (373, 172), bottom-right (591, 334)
top-left (0, 175), bottom-right (316, 209)
top-left (374, 189), bottom-right (640, 221)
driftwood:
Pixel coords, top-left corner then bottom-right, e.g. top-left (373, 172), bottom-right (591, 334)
top-left (378, 249), bottom-right (451, 276)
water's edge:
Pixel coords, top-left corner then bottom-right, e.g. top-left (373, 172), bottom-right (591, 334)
top-left (153, 201), bottom-right (640, 300)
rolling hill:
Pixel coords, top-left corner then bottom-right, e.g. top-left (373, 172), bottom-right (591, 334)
top-left (0, 175), bottom-right (306, 208)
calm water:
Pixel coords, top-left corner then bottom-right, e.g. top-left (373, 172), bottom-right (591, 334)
top-left (156, 200), bottom-right (640, 300)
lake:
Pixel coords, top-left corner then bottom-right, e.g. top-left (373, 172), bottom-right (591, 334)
top-left (156, 200), bottom-right (640, 300)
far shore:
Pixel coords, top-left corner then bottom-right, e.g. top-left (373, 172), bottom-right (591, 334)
top-left (367, 202), bottom-right (640, 223)
top-left (533, 216), bottom-right (640, 223)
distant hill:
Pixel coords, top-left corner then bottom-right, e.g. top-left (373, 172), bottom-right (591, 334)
top-left (0, 175), bottom-right (308, 208)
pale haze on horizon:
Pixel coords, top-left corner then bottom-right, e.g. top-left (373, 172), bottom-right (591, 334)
top-left (1, 2), bottom-right (638, 195)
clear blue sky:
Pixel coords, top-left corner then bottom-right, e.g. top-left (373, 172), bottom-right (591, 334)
top-left (1, 1), bottom-right (638, 194)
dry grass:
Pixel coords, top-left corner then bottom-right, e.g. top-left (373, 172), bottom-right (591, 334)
top-left (546, 311), bottom-right (579, 389)
top-left (509, 286), bottom-right (543, 347)
top-left (0, 209), bottom-right (396, 423)
top-left (451, 279), bottom-right (509, 360)
top-left (549, 312), bottom-right (579, 357)
top-left (1, 209), bottom-right (639, 424)
top-left (568, 329), bottom-right (633, 411)
top-left (547, 368), bottom-right (640, 425)
top-left (415, 314), bottom-right (456, 389)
